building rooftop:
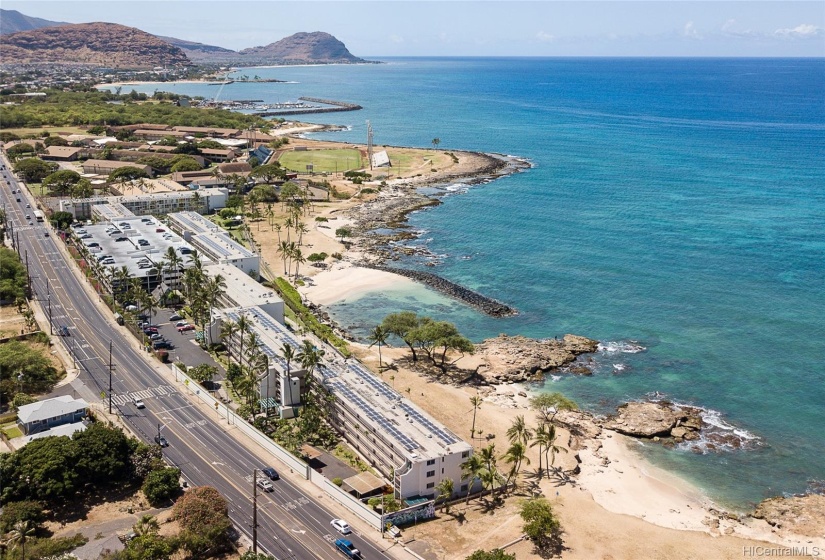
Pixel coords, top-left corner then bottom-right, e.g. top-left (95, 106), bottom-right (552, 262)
top-left (17, 395), bottom-right (89, 424)
top-left (203, 262), bottom-right (282, 308)
top-left (169, 211), bottom-right (257, 260)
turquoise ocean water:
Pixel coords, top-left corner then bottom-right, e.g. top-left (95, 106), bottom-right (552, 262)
top-left (117, 58), bottom-right (825, 508)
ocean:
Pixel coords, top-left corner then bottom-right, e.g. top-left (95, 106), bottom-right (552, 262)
top-left (117, 57), bottom-right (825, 509)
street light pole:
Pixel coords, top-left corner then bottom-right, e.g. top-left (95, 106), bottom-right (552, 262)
top-left (108, 340), bottom-right (113, 414)
top-left (48, 294), bottom-right (52, 335)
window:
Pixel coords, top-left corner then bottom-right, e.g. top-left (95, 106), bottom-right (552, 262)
top-left (426, 470), bottom-right (435, 478)
top-left (426, 459), bottom-right (436, 466)
top-left (426, 482), bottom-right (435, 489)
top-left (461, 484), bottom-right (468, 492)
top-left (462, 451), bottom-right (470, 458)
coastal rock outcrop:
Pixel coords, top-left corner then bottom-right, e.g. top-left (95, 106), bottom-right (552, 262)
top-left (604, 401), bottom-right (703, 439)
top-left (752, 494), bottom-right (825, 538)
top-left (474, 334), bottom-right (599, 383)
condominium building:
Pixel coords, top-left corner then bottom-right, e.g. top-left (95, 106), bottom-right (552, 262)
top-left (59, 188), bottom-right (228, 220)
top-left (203, 262), bottom-right (284, 323)
top-left (167, 211), bottom-right (259, 276)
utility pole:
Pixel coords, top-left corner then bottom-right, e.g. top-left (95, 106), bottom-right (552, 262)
top-left (108, 340), bottom-right (113, 414)
top-left (24, 249), bottom-right (31, 295)
top-left (252, 468), bottom-right (258, 555)
top-left (48, 294), bottom-right (52, 335)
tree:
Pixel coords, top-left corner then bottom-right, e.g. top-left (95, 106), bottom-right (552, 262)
top-left (13, 158), bottom-right (56, 182)
top-left (172, 486), bottom-right (232, 557)
top-left (529, 392), bottom-right (578, 424)
top-left (469, 395), bottom-right (483, 440)
top-left (6, 143), bottom-right (35, 160)
top-left (72, 423), bottom-right (133, 484)
top-left (432, 137), bottom-right (441, 149)
top-left (506, 415), bottom-right (533, 447)
top-left (42, 169), bottom-right (81, 195)
top-left (141, 467), bottom-right (181, 506)
top-left (44, 135), bottom-right (69, 147)
top-left (335, 226), bottom-right (352, 244)
top-left (409, 319), bottom-right (475, 374)
top-left (279, 181), bottom-right (301, 207)
top-left (71, 178), bottom-right (95, 199)
top-left (544, 423), bottom-right (566, 474)
top-left (241, 553), bottom-right (277, 560)
top-left (435, 478), bottom-right (454, 512)
top-left (0, 500), bottom-right (45, 534)
top-left (520, 497), bottom-right (563, 557)
top-left (108, 166), bottom-right (149, 183)
top-left (50, 211), bottom-right (75, 230)
top-left (130, 443), bottom-right (163, 481)
top-left (502, 441), bottom-right (530, 492)
top-left (367, 325), bottom-right (389, 370)
top-left (381, 311), bottom-right (425, 362)
top-left (250, 163), bottom-right (285, 184)
top-left (189, 364), bottom-right (218, 386)
top-left (461, 454), bottom-right (485, 505)
top-left (466, 550), bottom-right (516, 560)
top-left (170, 157), bottom-right (203, 173)
top-left (7, 519), bottom-right (36, 560)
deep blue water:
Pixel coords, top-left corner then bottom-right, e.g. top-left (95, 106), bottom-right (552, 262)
top-left (116, 58), bottom-right (825, 508)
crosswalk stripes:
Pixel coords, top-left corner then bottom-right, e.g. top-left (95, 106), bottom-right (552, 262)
top-left (110, 384), bottom-right (177, 406)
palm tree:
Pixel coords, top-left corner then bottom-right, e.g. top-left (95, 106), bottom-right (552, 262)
top-left (367, 325), bottom-right (389, 371)
top-left (461, 454), bottom-right (485, 505)
top-left (220, 320), bottom-right (238, 362)
top-left (502, 441), bottom-right (530, 493)
top-left (161, 246), bottom-right (183, 298)
top-left (531, 423), bottom-right (551, 477)
top-left (273, 222), bottom-right (282, 244)
top-left (297, 340), bottom-right (323, 376)
top-left (506, 415), bottom-right (533, 447)
top-left (203, 274), bottom-right (226, 344)
top-left (235, 313), bottom-right (251, 367)
top-left (545, 424), bottom-right (567, 474)
top-left (431, 138), bottom-right (440, 150)
top-left (278, 240), bottom-right (295, 275)
top-left (478, 444), bottom-right (501, 496)
top-left (8, 519), bottom-right (36, 559)
top-left (469, 395), bottom-right (483, 440)
top-left (281, 343), bottom-right (295, 379)
top-left (295, 221), bottom-right (310, 246)
top-left (435, 478), bottom-right (454, 512)
top-left (291, 247), bottom-right (306, 280)
top-left (133, 514), bottom-right (159, 536)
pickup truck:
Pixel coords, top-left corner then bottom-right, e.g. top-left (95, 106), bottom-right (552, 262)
top-left (334, 539), bottom-right (361, 559)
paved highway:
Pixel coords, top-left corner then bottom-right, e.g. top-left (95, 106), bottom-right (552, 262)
top-left (0, 157), bottom-right (393, 560)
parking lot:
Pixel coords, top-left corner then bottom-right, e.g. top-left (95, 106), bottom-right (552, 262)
top-left (140, 308), bottom-right (225, 375)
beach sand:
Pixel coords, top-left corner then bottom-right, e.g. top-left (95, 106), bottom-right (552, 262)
top-left (247, 137), bottom-right (820, 558)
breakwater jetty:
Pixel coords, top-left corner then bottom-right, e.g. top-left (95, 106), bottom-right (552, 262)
top-left (364, 264), bottom-right (517, 317)
top-left (253, 97), bottom-right (362, 117)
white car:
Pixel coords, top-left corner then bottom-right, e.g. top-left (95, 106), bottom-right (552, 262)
top-left (133, 397), bottom-right (145, 409)
top-left (331, 519), bottom-right (351, 535)
top-left (256, 478), bottom-right (274, 492)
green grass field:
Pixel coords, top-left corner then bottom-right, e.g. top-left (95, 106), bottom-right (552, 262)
top-left (278, 149), bottom-right (363, 174)
top-left (2, 126), bottom-right (89, 136)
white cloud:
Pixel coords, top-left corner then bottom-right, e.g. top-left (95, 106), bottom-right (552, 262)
top-left (389, 34), bottom-right (404, 44)
top-left (774, 24), bottom-right (822, 38)
top-left (683, 21), bottom-right (702, 39)
top-left (536, 31), bottom-right (555, 43)
top-left (721, 19), bottom-right (737, 33)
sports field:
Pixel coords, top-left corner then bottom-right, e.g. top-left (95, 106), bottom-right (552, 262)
top-left (278, 148), bottom-right (363, 174)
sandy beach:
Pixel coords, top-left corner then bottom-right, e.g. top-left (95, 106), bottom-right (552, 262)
top-left (246, 137), bottom-right (823, 559)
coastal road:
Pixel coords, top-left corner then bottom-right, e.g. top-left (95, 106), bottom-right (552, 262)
top-left (0, 159), bottom-right (392, 560)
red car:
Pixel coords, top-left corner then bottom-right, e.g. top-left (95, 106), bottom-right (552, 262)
top-left (177, 324), bottom-right (196, 332)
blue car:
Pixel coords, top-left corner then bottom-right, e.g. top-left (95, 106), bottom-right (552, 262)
top-left (335, 539), bottom-right (361, 559)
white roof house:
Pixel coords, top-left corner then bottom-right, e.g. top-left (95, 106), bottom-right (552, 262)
top-left (17, 395), bottom-right (89, 435)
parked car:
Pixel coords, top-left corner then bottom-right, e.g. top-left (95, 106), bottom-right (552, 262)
top-left (125, 305), bottom-right (138, 311)
top-left (169, 313), bottom-right (183, 321)
top-left (133, 397), bottom-right (145, 409)
top-left (177, 324), bottom-right (195, 333)
top-left (44, 231), bottom-right (49, 237)
top-left (175, 321), bottom-right (188, 328)
top-left (115, 237), bottom-right (128, 242)
top-left (149, 333), bottom-right (163, 341)
top-left (154, 435), bottom-right (169, 447)
top-left (331, 519), bottom-right (352, 535)
top-left (153, 340), bottom-right (172, 350)
top-left (261, 467), bottom-right (280, 480)
top-left (256, 478), bottom-right (274, 492)
top-left (335, 539), bottom-right (362, 559)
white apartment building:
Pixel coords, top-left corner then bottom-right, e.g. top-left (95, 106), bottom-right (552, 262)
top-left (59, 188), bottom-right (229, 220)
top-left (167, 211), bottom-right (260, 276)
top-left (203, 262), bottom-right (284, 324)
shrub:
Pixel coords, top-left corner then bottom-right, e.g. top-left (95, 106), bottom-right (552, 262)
top-left (307, 252), bottom-right (328, 262)
top-left (314, 216), bottom-right (328, 222)
top-left (156, 350), bottom-right (169, 363)
top-left (142, 467), bottom-right (181, 506)
top-left (0, 500), bottom-right (45, 533)
top-left (332, 477), bottom-right (343, 487)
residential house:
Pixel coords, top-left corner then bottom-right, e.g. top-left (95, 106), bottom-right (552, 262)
top-left (17, 395), bottom-right (89, 435)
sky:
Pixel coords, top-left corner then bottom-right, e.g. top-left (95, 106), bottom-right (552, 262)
top-left (5, 1), bottom-right (824, 57)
